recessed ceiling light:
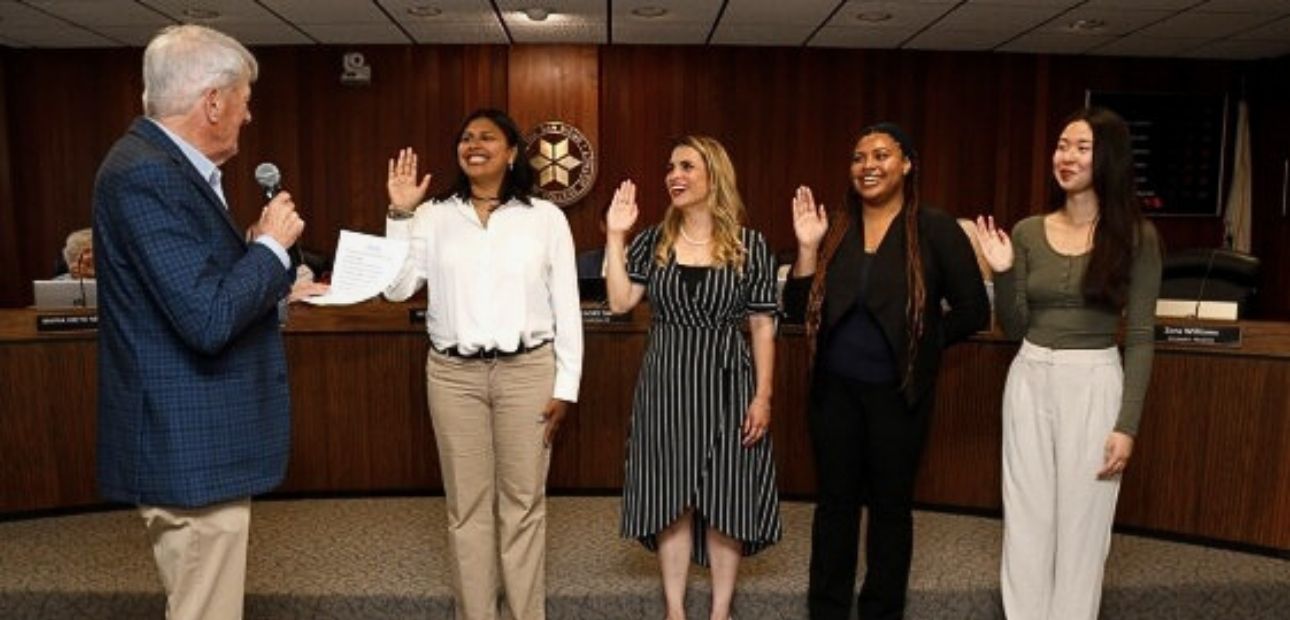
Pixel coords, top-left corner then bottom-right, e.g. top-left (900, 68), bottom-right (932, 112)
top-left (182, 8), bottom-right (220, 20)
top-left (631, 6), bottom-right (668, 19)
top-left (855, 11), bottom-right (892, 23)
top-left (524, 7), bottom-right (551, 22)
top-left (406, 5), bottom-right (442, 18)
top-left (1066, 18), bottom-right (1108, 33)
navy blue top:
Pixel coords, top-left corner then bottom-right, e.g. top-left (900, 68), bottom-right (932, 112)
top-left (822, 251), bottom-right (897, 383)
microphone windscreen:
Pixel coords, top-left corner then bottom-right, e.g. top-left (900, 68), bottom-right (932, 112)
top-left (254, 162), bottom-right (281, 191)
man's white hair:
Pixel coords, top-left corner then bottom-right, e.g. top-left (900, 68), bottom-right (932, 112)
top-left (142, 24), bottom-right (258, 118)
top-left (62, 228), bottom-right (92, 268)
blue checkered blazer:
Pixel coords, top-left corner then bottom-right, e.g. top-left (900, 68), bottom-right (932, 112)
top-left (92, 118), bottom-right (294, 508)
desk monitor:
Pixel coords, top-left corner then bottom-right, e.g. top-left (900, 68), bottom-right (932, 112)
top-left (33, 279), bottom-right (97, 308)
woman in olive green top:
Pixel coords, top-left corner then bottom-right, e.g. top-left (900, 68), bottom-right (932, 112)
top-left (975, 107), bottom-right (1162, 620)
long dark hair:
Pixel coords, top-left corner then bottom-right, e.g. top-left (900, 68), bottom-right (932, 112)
top-left (437, 108), bottom-right (533, 206)
top-left (844, 123), bottom-right (925, 387)
top-left (1051, 107), bottom-right (1146, 309)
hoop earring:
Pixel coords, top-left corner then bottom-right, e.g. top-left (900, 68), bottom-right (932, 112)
top-left (508, 160), bottom-right (514, 171)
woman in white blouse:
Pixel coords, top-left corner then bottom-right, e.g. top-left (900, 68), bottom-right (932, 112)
top-left (383, 108), bottom-right (582, 620)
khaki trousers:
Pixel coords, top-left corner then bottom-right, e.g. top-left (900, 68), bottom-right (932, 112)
top-left (1001, 341), bottom-right (1123, 620)
top-left (138, 498), bottom-right (252, 620)
top-left (426, 346), bottom-right (555, 620)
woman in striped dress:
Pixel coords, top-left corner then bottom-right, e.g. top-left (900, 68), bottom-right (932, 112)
top-left (605, 135), bottom-right (782, 620)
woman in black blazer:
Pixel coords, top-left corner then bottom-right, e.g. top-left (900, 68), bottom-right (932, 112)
top-left (782, 122), bottom-right (988, 620)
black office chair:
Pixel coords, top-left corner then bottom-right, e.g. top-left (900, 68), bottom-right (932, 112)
top-left (1159, 248), bottom-right (1260, 318)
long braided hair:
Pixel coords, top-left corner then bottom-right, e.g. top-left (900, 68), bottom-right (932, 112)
top-left (844, 123), bottom-right (926, 388)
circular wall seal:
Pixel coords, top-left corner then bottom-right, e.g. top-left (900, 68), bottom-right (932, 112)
top-left (524, 121), bottom-right (597, 207)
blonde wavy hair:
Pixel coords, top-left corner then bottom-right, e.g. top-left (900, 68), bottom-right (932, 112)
top-left (654, 135), bottom-right (747, 273)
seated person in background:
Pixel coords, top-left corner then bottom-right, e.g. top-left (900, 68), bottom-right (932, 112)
top-left (288, 248), bottom-right (329, 303)
top-left (577, 202), bottom-right (612, 278)
top-left (55, 228), bottom-right (95, 280)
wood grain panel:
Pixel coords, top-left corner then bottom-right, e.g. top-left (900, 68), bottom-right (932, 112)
top-left (0, 51), bottom-right (21, 309)
top-left (5, 46), bottom-right (1283, 313)
top-left (506, 45), bottom-right (600, 246)
top-left (0, 340), bottom-right (98, 511)
top-left (2, 305), bottom-right (1289, 551)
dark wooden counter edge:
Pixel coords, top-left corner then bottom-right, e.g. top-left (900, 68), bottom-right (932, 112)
top-left (6, 302), bottom-right (1286, 358)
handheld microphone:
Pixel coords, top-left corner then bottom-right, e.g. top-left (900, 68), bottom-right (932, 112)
top-left (253, 162), bottom-right (304, 267)
top-left (254, 162), bottom-right (282, 200)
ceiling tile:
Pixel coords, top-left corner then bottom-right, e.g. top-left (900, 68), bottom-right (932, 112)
top-left (1081, 0), bottom-right (1196, 8)
top-left (906, 29), bottom-right (1014, 50)
top-left (710, 0), bottom-right (837, 45)
top-left (141, 0), bottom-right (283, 23)
top-left (809, 25), bottom-right (918, 48)
top-left (2, 26), bottom-right (120, 47)
top-left (209, 21), bottom-right (313, 46)
top-left (1182, 37), bottom-right (1290, 58)
top-left (260, 0), bottom-right (391, 24)
top-left (1138, 10), bottom-right (1275, 38)
top-left (614, 23), bottom-right (712, 45)
top-left (497, 0), bottom-right (605, 43)
top-left (1196, 0), bottom-right (1290, 11)
top-left (998, 31), bottom-right (1117, 54)
top-left (23, 0), bottom-right (173, 26)
top-left (1235, 14), bottom-right (1290, 39)
top-left (1089, 36), bottom-right (1208, 57)
top-left (403, 21), bottom-right (508, 44)
top-left (1037, 8), bottom-right (1175, 36)
top-left (932, 3), bottom-right (1067, 31)
top-left (298, 23), bottom-right (409, 44)
top-left (823, 1), bottom-right (956, 31)
top-left (379, 0), bottom-right (505, 44)
top-left (612, 0), bottom-right (721, 44)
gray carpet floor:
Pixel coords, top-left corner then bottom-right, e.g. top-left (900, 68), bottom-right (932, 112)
top-left (1, 497), bottom-right (1287, 618)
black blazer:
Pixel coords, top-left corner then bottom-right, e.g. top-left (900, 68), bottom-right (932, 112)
top-left (784, 205), bottom-right (989, 405)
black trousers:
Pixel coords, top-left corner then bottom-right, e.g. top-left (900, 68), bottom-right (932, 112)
top-left (807, 370), bottom-right (933, 620)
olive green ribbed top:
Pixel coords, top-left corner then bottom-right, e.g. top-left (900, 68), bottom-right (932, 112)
top-left (994, 215), bottom-right (1162, 435)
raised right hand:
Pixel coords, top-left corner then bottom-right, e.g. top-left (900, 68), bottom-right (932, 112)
top-left (257, 191), bottom-right (304, 249)
top-left (792, 185), bottom-right (828, 250)
top-left (606, 180), bottom-right (638, 236)
top-left (387, 147), bottom-right (431, 211)
top-left (973, 215), bottom-right (1014, 272)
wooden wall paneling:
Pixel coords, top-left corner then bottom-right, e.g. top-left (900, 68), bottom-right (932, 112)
top-left (281, 332), bottom-right (439, 493)
top-left (549, 330), bottom-right (646, 490)
top-left (220, 47), bottom-right (303, 246)
top-left (1117, 352), bottom-right (1290, 550)
top-left (770, 328), bottom-right (815, 495)
top-left (1, 45), bottom-right (1281, 315)
top-left (1249, 55), bottom-right (1290, 319)
top-left (0, 50), bottom-right (21, 307)
top-left (506, 45), bottom-right (600, 249)
top-left (1190, 356), bottom-right (1290, 549)
top-left (0, 340), bottom-right (98, 512)
top-left (5, 49), bottom-right (140, 305)
top-left (914, 340), bottom-right (1014, 510)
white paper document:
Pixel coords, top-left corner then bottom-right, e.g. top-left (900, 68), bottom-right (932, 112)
top-left (302, 230), bottom-right (409, 306)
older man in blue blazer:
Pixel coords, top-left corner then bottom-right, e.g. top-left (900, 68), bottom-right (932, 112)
top-left (92, 24), bottom-right (304, 620)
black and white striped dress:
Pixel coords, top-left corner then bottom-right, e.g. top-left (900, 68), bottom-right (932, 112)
top-left (620, 225), bottom-right (783, 565)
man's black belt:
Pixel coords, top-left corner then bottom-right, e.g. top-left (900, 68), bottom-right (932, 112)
top-left (435, 340), bottom-right (550, 360)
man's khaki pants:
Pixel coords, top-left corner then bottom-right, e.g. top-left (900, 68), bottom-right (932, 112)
top-left (427, 346), bottom-right (555, 620)
top-left (139, 498), bottom-right (252, 620)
